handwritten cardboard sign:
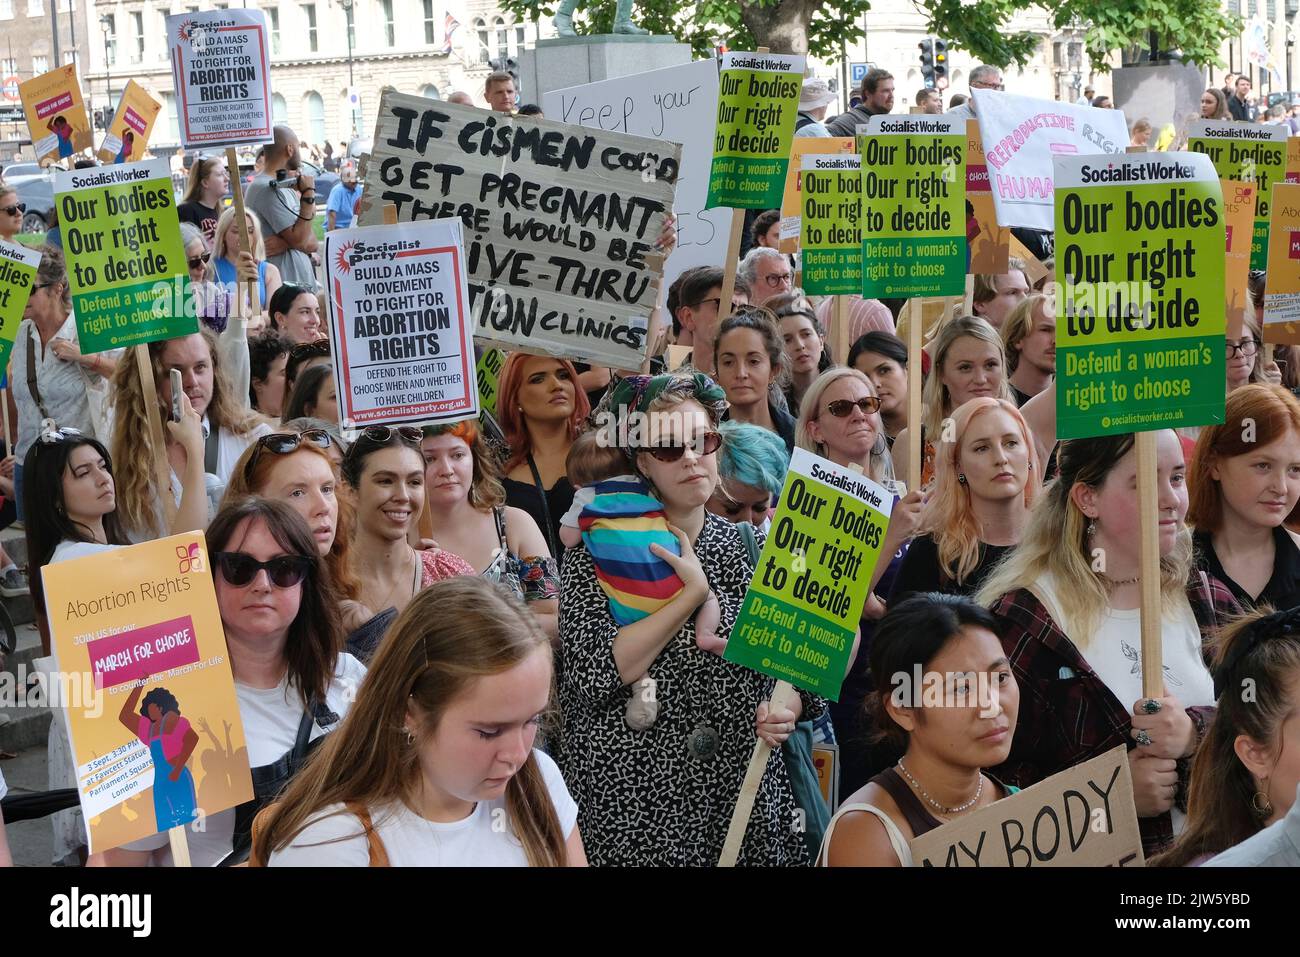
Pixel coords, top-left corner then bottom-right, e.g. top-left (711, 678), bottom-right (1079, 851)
top-left (358, 92), bottom-right (680, 372)
top-left (909, 747), bottom-right (1144, 867)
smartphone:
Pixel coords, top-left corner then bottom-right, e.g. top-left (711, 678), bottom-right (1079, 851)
top-left (170, 369), bottom-right (184, 422)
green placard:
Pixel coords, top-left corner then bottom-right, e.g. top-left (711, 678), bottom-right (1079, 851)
top-left (476, 347), bottom-right (503, 418)
top-left (706, 51), bottom-right (805, 210)
top-left (800, 155), bottom-right (862, 296)
top-left (1187, 121), bottom-right (1286, 270)
top-left (724, 449), bottom-right (892, 700)
top-left (1055, 153), bottom-right (1225, 440)
top-left (54, 158), bottom-right (196, 354)
top-left (0, 238), bottom-right (41, 371)
top-left (859, 115), bottom-right (966, 298)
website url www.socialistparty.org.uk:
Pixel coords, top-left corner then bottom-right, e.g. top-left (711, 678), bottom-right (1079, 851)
top-left (1113, 917), bottom-right (1250, 931)
top-left (1101, 409), bottom-right (1186, 430)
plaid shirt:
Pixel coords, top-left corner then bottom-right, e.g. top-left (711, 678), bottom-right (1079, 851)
top-left (989, 571), bottom-right (1240, 858)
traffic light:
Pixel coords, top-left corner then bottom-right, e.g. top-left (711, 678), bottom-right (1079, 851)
top-left (919, 38), bottom-right (935, 89)
top-left (934, 39), bottom-right (949, 89)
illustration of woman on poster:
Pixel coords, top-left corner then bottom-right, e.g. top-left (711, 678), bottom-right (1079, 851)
top-left (118, 683), bottom-right (199, 832)
top-left (116, 129), bottom-right (135, 165)
top-left (47, 115), bottom-right (75, 160)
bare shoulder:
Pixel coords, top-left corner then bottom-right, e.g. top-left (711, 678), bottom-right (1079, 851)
top-left (824, 782), bottom-right (911, 867)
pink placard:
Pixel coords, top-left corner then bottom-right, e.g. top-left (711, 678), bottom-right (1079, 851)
top-left (87, 616), bottom-right (201, 689)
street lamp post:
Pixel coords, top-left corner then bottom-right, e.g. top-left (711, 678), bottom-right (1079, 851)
top-left (340, 0), bottom-right (358, 136)
top-left (100, 16), bottom-right (113, 111)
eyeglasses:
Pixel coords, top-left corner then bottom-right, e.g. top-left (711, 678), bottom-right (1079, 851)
top-left (0, 203), bottom-right (25, 215)
top-left (243, 429), bottom-right (334, 480)
top-left (688, 297), bottom-right (721, 311)
top-left (971, 81), bottom-right (1005, 90)
top-left (361, 425), bottom-right (423, 445)
top-left (213, 551), bottom-right (311, 588)
top-left (762, 272), bottom-right (794, 289)
top-left (645, 430), bottom-right (722, 462)
top-left (1226, 338), bottom-right (1260, 358)
top-left (187, 253), bottom-right (211, 270)
top-left (33, 281), bottom-right (58, 293)
top-left (825, 397), bottom-right (883, 417)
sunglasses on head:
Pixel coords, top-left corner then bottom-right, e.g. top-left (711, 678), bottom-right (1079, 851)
top-left (361, 425), bottom-right (423, 445)
top-left (243, 429), bottom-right (334, 480)
top-left (824, 397), bottom-right (882, 418)
top-left (644, 430), bottom-right (722, 463)
top-left (38, 421), bottom-right (82, 444)
top-left (1, 203), bottom-right (25, 215)
top-left (214, 551), bottom-right (311, 588)
top-left (187, 252), bottom-right (211, 270)
top-left (289, 338), bottom-right (330, 363)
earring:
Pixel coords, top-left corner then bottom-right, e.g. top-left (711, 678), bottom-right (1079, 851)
top-left (1086, 519), bottom-right (1097, 538)
top-left (1252, 787), bottom-right (1273, 818)
top-left (404, 727), bottom-right (415, 746)
top-left (957, 473), bottom-right (967, 485)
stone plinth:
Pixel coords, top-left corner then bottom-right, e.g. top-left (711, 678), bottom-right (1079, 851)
top-left (518, 35), bottom-right (694, 104)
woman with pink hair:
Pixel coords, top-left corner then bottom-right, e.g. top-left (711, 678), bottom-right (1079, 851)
top-left (890, 396), bottom-right (1040, 604)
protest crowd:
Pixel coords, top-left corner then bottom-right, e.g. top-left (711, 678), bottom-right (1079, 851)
top-left (1, 10), bottom-right (1299, 877)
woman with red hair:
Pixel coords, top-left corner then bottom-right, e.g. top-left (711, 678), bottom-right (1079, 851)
top-left (421, 420), bottom-right (560, 639)
top-left (497, 353), bottom-right (591, 566)
top-left (1189, 383), bottom-right (1300, 611)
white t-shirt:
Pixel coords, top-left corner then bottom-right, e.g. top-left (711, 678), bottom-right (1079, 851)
top-left (1036, 572), bottom-right (1215, 833)
top-left (124, 653), bottom-right (367, 866)
top-left (51, 540), bottom-right (120, 564)
top-left (267, 750), bottom-right (578, 867)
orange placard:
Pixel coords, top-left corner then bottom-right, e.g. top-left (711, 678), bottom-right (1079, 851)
top-left (1224, 180), bottom-right (1257, 343)
top-left (18, 64), bottom-right (93, 165)
top-left (97, 80), bottom-right (163, 164)
top-left (779, 137), bottom-right (855, 254)
top-left (967, 120), bottom-right (1010, 275)
top-left (1263, 181), bottom-right (1300, 344)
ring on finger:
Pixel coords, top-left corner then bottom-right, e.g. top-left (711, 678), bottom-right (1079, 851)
top-left (1135, 729), bottom-right (1153, 747)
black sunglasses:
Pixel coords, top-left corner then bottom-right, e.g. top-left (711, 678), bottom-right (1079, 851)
top-left (361, 425), bottom-right (423, 445)
top-left (1, 203), bottom-right (25, 215)
top-left (289, 338), bottom-right (331, 363)
top-left (645, 430), bottom-right (722, 463)
top-left (214, 552), bottom-right (311, 588)
top-left (825, 397), bottom-right (882, 417)
top-left (187, 252), bottom-right (211, 269)
top-left (243, 429), bottom-right (334, 480)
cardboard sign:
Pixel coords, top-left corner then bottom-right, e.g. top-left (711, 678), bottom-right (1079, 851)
top-left (723, 449), bottom-right (894, 699)
top-left (19, 65), bottom-right (93, 165)
top-left (1286, 137), bottom-right (1300, 185)
top-left (476, 347), bottom-right (503, 418)
top-left (800, 155), bottom-right (862, 296)
top-left (43, 534), bottom-right (253, 854)
top-left (544, 59), bottom-right (725, 290)
top-left (973, 90), bottom-right (1129, 231)
top-left (812, 742), bottom-right (839, 812)
top-left (98, 80), bottom-right (163, 165)
top-left (324, 219), bottom-right (478, 428)
top-left (706, 52), bottom-right (806, 209)
top-left (166, 9), bottom-right (274, 148)
top-left (1054, 152), bottom-right (1225, 440)
top-left (1008, 234), bottom-right (1050, 287)
top-left (859, 115), bottom-right (966, 298)
top-left (1263, 182), bottom-right (1300, 343)
top-left (1187, 121), bottom-right (1287, 270)
top-left (780, 137), bottom-right (855, 253)
top-left (908, 747), bottom-right (1144, 867)
top-left (966, 120), bottom-right (1011, 274)
top-left (1224, 180), bottom-right (1257, 342)
top-left (0, 239), bottom-right (41, 370)
top-left (358, 92), bottom-right (680, 372)
top-left (54, 158), bottom-right (196, 354)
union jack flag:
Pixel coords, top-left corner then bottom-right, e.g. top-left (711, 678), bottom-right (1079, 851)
top-left (442, 13), bottom-right (460, 56)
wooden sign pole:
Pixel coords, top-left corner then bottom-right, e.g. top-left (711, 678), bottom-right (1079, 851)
top-left (224, 147), bottom-right (262, 319)
top-left (834, 295), bottom-right (849, 365)
top-left (718, 679), bottom-right (795, 867)
top-left (906, 298), bottom-right (923, 487)
top-left (136, 344), bottom-right (178, 528)
top-left (717, 209), bottom-right (746, 326)
top-left (1134, 431), bottom-right (1163, 699)
top-left (1, 386), bottom-right (11, 453)
top-left (168, 826), bottom-right (192, 867)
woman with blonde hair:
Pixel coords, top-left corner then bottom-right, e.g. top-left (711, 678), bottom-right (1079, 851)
top-left (1000, 293), bottom-right (1055, 405)
top-left (891, 397), bottom-right (1039, 604)
top-left (976, 431), bottom-right (1240, 857)
top-left (255, 577), bottom-right (584, 866)
top-left (212, 206), bottom-right (282, 331)
top-left (895, 315), bottom-right (1012, 490)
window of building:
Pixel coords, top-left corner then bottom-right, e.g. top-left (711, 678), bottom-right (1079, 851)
top-left (33, 55), bottom-right (48, 75)
top-left (423, 0), bottom-right (435, 46)
top-left (0, 1), bottom-right (14, 21)
top-left (421, 83), bottom-right (440, 99)
top-left (272, 92), bottom-right (287, 126)
top-left (267, 8), bottom-right (280, 56)
top-left (103, 14), bottom-right (117, 66)
top-left (0, 59), bottom-right (15, 76)
top-left (303, 3), bottom-right (317, 53)
top-left (475, 18), bottom-right (488, 64)
top-left (304, 90), bottom-right (325, 144)
top-left (26, 0), bottom-right (41, 17)
top-left (381, 0), bottom-right (394, 47)
top-left (131, 11), bottom-right (144, 63)
top-left (494, 17), bottom-right (507, 61)
top-left (514, 23), bottom-right (525, 55)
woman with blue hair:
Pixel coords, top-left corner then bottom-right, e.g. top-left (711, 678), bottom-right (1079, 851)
top-left (706, 421), bottom-right (790, 533)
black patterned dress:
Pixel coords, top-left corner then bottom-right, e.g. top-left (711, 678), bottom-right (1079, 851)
top-left (557, 513), bottom-right (824, 866)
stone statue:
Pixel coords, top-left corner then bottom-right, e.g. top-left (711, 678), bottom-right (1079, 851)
top-left (555, 0), bottom-right (649, 36)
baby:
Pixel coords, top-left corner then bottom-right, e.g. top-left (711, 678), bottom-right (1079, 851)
top-left (561, 433), bottom-right (723, 731)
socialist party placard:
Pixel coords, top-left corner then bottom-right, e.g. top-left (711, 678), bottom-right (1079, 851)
top-left (800, 154), bottom-right (862, 296)
top-left (359, 92), bottom-right (680, 371)
top-left (724, 449), bottom-right (893, 699)
top-left (859, 115), bottom-right (966, 298)
top-left (324, 219), bottom-right (478, 427)
top-left (167, 9), bottom-right (274, 148)
top-left (1187, 120), bottom-right (1287, 270)
top-left (54, 159), bottom-right (196, 353)
top-left (1054, 152), bottom-right (1225, 440)
top-left (706, 52), bottom-right (805, 209)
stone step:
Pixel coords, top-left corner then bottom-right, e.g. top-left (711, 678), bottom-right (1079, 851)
top-left (0, 704), bottom-right (51, 753)
top-left (0, 523), bottom-right (33, 626)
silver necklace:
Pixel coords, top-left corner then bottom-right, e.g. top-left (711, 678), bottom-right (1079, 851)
top-left (896, 759), bottom-right (983, 815)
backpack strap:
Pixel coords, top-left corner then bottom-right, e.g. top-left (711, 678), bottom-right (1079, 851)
top-left (737, 521), bottom-right (760, 567)
top-left (344, 802), bottom-right (391, 867)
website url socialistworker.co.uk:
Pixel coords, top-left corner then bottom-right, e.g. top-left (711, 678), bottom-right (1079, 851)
top-left (1114, 917), bottom-right (1251, 931)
